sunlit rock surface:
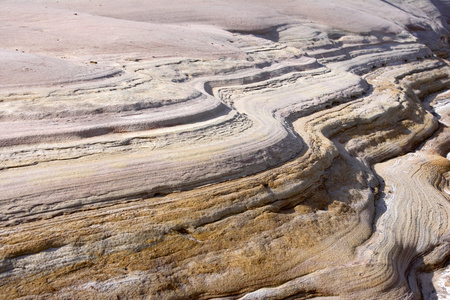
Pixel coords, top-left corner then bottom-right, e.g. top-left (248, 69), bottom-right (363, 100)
top-left (1, 1), bottom-right (449, 299)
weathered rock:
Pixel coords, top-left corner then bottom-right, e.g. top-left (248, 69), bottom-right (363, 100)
top-left (0, 1), bottom-right (449, 299)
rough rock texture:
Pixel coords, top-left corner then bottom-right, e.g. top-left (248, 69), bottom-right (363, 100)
top-left (0, 1), bottom-right (450, 299)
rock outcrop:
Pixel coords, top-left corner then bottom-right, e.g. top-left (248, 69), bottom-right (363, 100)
top-left (0, 1), bottom-right (449, 299)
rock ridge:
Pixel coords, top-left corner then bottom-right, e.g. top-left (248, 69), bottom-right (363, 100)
top-left (0, 0), bottom-right (449, 299)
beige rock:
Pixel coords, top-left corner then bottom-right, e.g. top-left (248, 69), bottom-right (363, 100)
top-left (0, 0), bottom-right (449, 299)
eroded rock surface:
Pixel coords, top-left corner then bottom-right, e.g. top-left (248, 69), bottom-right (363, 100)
top-left (0, 1), bottom-right (449, 299)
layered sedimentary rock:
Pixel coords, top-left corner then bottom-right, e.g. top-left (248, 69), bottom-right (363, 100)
top-left (0, 1), bottom-right (449, 299)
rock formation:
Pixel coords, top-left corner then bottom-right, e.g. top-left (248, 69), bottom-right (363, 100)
top-left (0, 0), bottom-right (449, 299)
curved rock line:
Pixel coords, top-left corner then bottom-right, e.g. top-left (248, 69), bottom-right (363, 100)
top-left (2, 39), bottom-right (422, 225)
top-left (239, 152), bottom-right (449, 299)
top-left (0, 44), bottom-right (369, 224)
top-left (1, 51), bottom-right (449, 300)
top-left (237, 61), bottom-right (450, 300)
top-left (1, 1), bottom-right (450, 298)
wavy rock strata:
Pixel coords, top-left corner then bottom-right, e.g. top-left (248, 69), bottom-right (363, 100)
top-left (0, 0), bottom-right (450, 299)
